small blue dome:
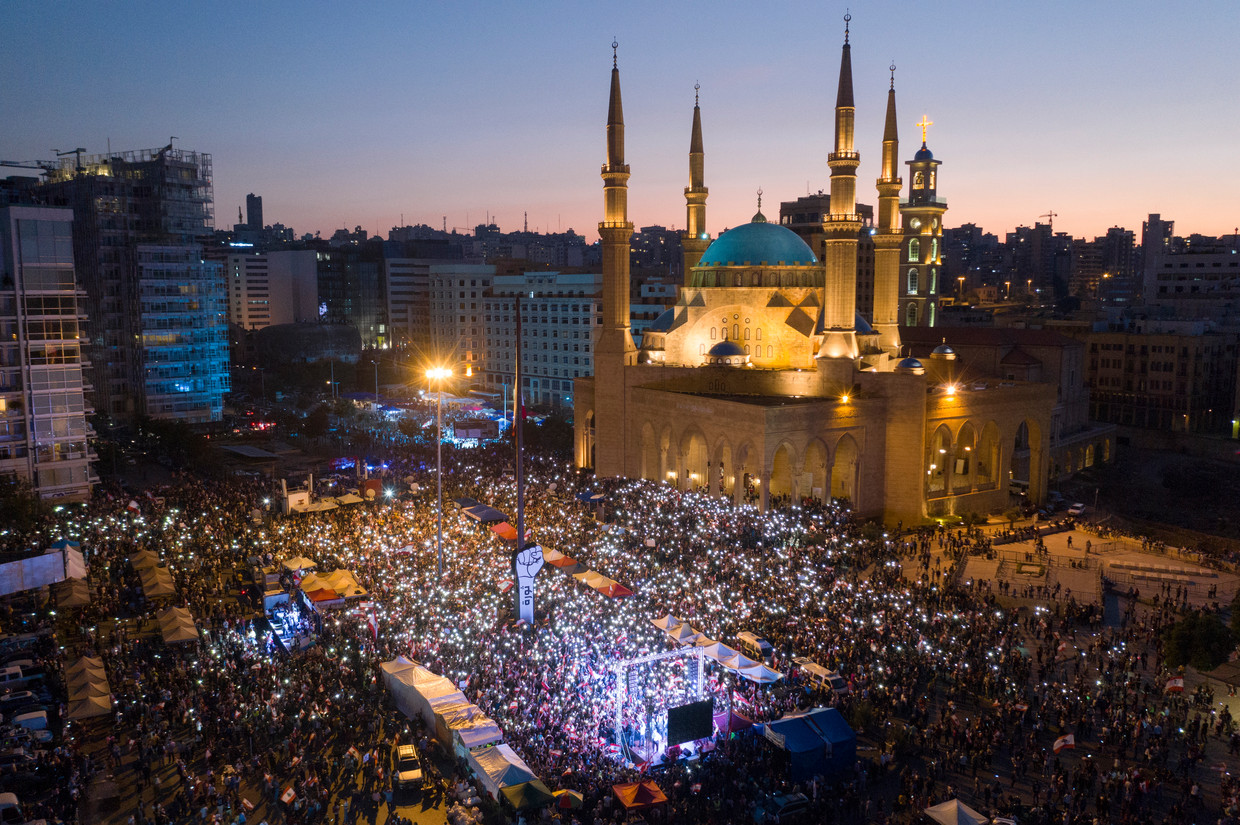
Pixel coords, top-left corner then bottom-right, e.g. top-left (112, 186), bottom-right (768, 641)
top-left (897, 356), bottom-right (924, 371)
top-left (914, 144), bottom-right (934, 161)
top-left (932, 342), bottom-right (954, 355)
top-left (697, 220), bottom-right (818, 267)
top-left (707, 340), bottom-right (745, 358)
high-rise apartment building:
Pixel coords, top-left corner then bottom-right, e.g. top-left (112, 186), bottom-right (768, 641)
top-left (482, 271), bottom-right (602, 409)
top-left (428, 264), bottom-right (493, 373)
top-left (316, 244), bottom-right (387, 348)
top-left (223, 250), bottom-right (318, 331)
top-left (36, 146), bottom-right (229, 424)
top-left (245, 193), bottom-right (263, 231)
top-left (0, 206), bottom-right (96, 500)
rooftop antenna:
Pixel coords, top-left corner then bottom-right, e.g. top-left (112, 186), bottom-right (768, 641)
top-left (524, 211), bottom-right (528, 233)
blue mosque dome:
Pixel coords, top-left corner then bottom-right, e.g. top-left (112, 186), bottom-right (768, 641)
top-left (697, 217), bottom-right (818, 267)
top-left (707, 341), bottom-right (745, 358)
top-left (913, 144), bottom-right (934, 161)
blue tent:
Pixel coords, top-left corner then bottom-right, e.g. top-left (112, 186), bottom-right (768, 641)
top-left (803, 708), bottom-right (856, 774)
top-left (462, 505), bottom-right (509, 524)
top-left (576, 491), bottom-right (605, 503)
top-left (764, 708), bottom-right (855, 781)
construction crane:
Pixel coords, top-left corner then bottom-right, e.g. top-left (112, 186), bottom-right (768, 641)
top-left (55, 147), bottom-right (87, 172)
top-left (0, 158), bottom-right (56, 174)
top-left (1039, 210), bottom-right (1057, 232)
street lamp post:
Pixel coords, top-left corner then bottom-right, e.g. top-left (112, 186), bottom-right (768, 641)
top-left (426, 366), bottom-right (452, 578)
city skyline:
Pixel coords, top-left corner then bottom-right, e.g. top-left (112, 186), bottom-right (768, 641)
top-left (3, 0), bottom-right (1236, 242)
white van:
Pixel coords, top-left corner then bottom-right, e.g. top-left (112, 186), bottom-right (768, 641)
top-left (0, 668), bottom-right (22, 688)
top-left (794, 658), bottom-right (848, 695)
top-left (11, 711), bottom-right (46, 732)
top-left (736, 632), bottom-right (774, 663)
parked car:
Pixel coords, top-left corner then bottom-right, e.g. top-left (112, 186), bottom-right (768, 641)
top-left (393, 744), bottom-right (422, 791)
top-left (1067, 503), bottom-right (1088, 516)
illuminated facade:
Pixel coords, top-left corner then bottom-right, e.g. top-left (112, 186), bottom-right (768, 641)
top-left (898, 116), bottom-right (947, 328)
top-left (575, 24), bottom-right (1071, 524)
top-left (0, 206), bottom-right (96, 501)
top-left (37, 146), bottom-right (229, 424)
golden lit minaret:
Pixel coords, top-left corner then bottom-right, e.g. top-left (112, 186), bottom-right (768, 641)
top-left (872, 63), bottom-right (903, 355)
top-left (681, 83), bottom-right (710, 282)
top-left (592, 40), bottom-right (636, 477)
top-left (817, 13), bottom-right (861, 361)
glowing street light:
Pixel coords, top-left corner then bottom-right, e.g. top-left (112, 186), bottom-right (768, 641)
top-left (426, 366), bottom-right (453, 577)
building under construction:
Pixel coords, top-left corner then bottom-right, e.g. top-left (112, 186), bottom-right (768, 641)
top-left (36, 146), bottom-right (229, 425)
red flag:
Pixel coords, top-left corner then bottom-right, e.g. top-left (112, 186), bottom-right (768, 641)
top-left (1165, 677), bottom-right (1184, 693)
top-left (367, 610), bottom-right (378, 641)
top-left (280, 786), bottom-right (296, 804)
top-left (1053, 734), bottom-right (1075, 753)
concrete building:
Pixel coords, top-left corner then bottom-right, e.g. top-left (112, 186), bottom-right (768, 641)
top-left (316, 243), bottom-right (387, 348)
top-left (574, 28), bottom-right (1079, 524)
top-left (223, 249), bottom-right (318, 331)
top-left (482, 271), bottom-right (602, 409)
top-left (1082, 321), bottom-right (1239, 436)
top-left (428, 264), bottom-right (494, 373)
top-left (0, 206), bottom-right (96, 501)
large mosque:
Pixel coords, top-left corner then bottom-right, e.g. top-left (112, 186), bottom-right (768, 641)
top-left (573, 20), bottom-right (1066, 525)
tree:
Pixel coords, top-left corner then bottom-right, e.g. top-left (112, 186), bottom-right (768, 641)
top-left (301, 405), bottom-right (330, 439)
top-left (1162, 611), bottom-right (1235, 671)
top-left (0, 479), bottom-right (51, 542)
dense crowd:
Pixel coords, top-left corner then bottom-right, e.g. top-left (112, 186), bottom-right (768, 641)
top-left (26, 423), bottom-right (1240, 825)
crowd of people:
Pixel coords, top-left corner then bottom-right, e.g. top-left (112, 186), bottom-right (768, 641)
top-left (24, 419), bottom-right (1240, 825)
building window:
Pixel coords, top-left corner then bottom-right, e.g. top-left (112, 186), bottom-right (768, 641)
top-left (906, 303), bottom-right (918, 326)
top-left (929, 268), bottom-right (937, 293)
top-left (908, 268), bottom-right (919, 295)
top-left (908, 239), bottom-right (920, 262)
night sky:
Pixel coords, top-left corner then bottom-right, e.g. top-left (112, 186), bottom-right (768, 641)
top-left (4, 0), bottom-right (1235, 241)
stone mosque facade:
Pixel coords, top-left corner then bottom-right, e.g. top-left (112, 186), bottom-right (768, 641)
top-left (574, 21), bottom-right (1094, 525)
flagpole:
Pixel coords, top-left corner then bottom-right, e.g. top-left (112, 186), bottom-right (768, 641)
top-left (514, 293), bottom-right (525, 619)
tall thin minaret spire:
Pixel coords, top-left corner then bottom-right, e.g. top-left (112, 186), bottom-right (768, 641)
top-left (818, 13), bottom-right (862, 363)
top-left (592, 39), bottom-right (636, 477)
top-left (682, 82), bottom-right (710, 283)
top-left (873, 61), bottom-right (904, 355)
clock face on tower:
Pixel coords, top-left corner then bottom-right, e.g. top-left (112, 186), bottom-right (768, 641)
top-left (908, 218), bottom-right (921, 231)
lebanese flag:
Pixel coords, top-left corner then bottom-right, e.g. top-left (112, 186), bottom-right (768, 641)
top-left (347, 746), bottom-right (361, 762)
top-left (127, 500), bottom-right (140, 513)
top-left (498, 579), bottom-right (515, 594)
top-left (242, 799), bottom-right (255, 812)
top-left (1053, 734), bottom-right (1075, 753)
top-left (1056, 641), bottom-right (1069, 655)
top-left (367, 610), bottom-right (379, 641)
top-left (732, 690), bottom-right (751, 708)
top-left (280, 786), bottom-right (297, 804)
top-left (1165, 677), bottom-right (1185, 693)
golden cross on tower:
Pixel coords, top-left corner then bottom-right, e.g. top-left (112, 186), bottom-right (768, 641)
top-left (916, 115), bottom-right (933, 144)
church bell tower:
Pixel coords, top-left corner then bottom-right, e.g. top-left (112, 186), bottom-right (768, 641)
top-left (899, 116), bottom-right (948, 328)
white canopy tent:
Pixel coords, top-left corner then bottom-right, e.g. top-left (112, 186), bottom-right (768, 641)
top-left (465, 743), bottom-right (538, 800)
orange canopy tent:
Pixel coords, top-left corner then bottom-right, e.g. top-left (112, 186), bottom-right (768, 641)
top-left (613, 780), bottom-right (668, 810)
top-left (491, 522), bottom-right (519, 541)
top-left (600, 582), bottom-right (634, 598)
